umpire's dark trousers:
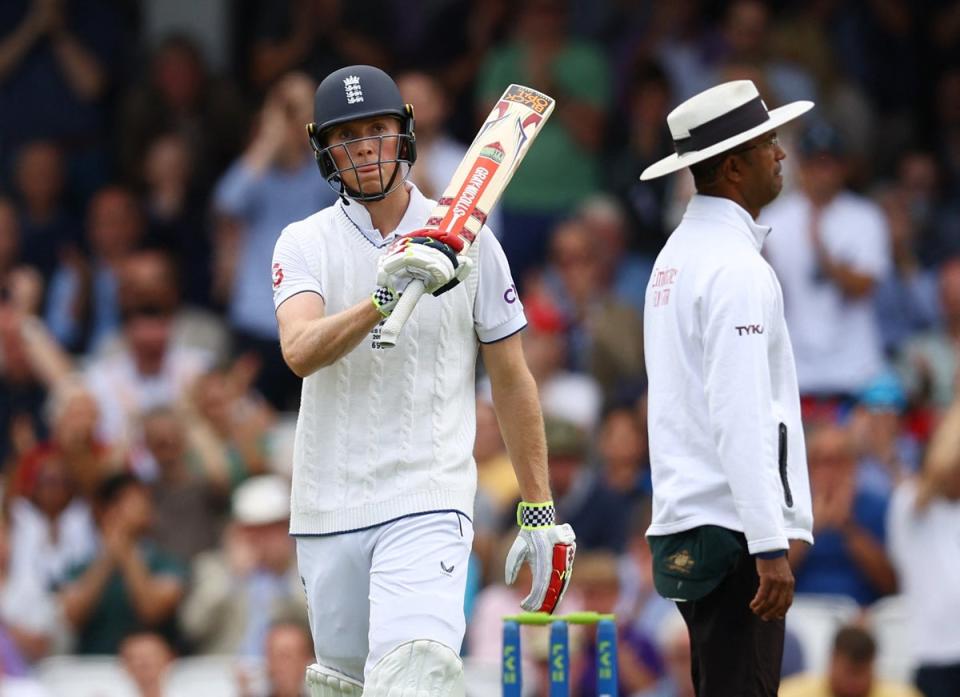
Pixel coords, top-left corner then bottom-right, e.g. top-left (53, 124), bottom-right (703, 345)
top-left (675, 537), bottom-right (784, 697)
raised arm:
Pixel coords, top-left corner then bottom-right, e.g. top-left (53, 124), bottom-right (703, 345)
top-left (842, 522), bottom-right (897, 595)
top-left (0, 5), bottom-right (46, 82)
top-left (49, 25), bottom-right (107, 100)
top-left (19, 312), bottom-right (74, 389)
top-left (276, 292), bottom-right (382, 377)
top-left (116, 547), bottom-right (184, 625)
top-left (59, 552), bottom-right (115, 629)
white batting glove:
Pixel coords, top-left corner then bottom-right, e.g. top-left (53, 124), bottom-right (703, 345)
top-left (377, 236), bottom-right (473, 296)
top-left (505, 501), bottom-right (576, 614)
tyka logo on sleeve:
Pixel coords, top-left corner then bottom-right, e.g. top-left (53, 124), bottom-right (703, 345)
top-left (735, 324), bottom-right (764, 336)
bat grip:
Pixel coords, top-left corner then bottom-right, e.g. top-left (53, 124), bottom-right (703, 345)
top-left (379, 279), bottom-right (426, 348)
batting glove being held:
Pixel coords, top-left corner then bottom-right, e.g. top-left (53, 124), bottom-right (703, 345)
top-left (505, 501), bottom-right (576, 614)
top-left (377, 235), bottom-right (473, 297)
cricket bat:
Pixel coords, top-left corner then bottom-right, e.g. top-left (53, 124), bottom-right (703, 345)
top-left (379, 84), bottom-right (555, 347)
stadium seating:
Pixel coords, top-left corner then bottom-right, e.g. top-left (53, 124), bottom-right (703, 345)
top-left (785, 593), bottom-right (861, 675)
top-left (34, 656), bottom-right (139, 697)
top-left (868, 594), bottom-right (914, 683)
top-left (34, 654), bottom-right (266, 697)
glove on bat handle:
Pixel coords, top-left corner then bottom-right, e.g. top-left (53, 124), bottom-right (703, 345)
top-left (379, 279), bottom-right (425, 348)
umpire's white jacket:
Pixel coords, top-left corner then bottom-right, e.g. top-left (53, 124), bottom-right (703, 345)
top-left (644, 194), bottom-right (813, 554)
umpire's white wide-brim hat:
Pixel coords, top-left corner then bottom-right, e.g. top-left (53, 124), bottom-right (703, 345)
top-left (639, 80), bottom-right (814, 181)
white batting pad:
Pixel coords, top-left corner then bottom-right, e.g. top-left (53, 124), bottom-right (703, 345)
top-left (306, 663), bottom-right (363, 697)
top-left (363, 641), bottom-right (465, 697)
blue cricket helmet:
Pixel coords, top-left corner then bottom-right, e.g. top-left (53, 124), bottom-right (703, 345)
top-left (306, 65), bottom-right (417, 201)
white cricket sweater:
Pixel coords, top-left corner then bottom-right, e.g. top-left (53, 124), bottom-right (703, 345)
top-left (272, 185), bottom-right (526, 535)
top-left (644, 195), bottom-right (814, 553)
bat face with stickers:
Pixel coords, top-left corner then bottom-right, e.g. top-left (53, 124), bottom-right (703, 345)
top-left (378, 84), bottom-right (555, 347)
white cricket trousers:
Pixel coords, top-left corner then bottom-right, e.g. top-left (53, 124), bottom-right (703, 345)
top-left (296, 511), bottom-right (474, 683)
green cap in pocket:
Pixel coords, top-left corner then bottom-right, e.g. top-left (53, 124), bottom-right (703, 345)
top-left (648, 526), bottom-right (744, 602)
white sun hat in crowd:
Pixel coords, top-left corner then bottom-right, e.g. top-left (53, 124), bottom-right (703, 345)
top-left (639, 80), bottom-right (814, 181)
top-left (233, 474), bottom-right (291, 525)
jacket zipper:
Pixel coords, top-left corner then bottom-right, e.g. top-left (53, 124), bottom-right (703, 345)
top-left (778, 422), bottom-right (794, 508)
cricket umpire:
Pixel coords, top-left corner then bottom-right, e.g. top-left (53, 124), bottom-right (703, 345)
top-left (640, 80), bottom-right (815, 696)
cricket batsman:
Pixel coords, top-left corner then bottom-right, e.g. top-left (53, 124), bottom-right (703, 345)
top-left (272, 65), bottom-right (576, 696)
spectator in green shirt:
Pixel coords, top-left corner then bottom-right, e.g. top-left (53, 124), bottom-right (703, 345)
top-left (475, 0), bottom-right (611, 286)
top-left (59, 473), bottom-right (186, 655)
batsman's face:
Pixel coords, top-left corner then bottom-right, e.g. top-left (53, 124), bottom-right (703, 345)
top-left (326, 116), bottom-right (403, 195)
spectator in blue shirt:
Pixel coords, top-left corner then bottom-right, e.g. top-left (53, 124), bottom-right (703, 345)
top-left (788, 422), bottom-right (897, 606)
top-left (544, 416), bottom-right (631, 553)
top-left (212, 71), bottom-right (335, 409)
top-left (0, 0), bottom-right (126, 200)
top-left (44, 185), bottom-right (144, 353)
top-left (12, 141), bottom-right (79, 284)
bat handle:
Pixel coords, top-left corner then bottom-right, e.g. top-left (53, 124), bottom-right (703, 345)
top-left (379, 279), bottom-right (426, 348)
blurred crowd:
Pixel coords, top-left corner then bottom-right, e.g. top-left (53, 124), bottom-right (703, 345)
top-left (1, 0), bottom-right (960, 696)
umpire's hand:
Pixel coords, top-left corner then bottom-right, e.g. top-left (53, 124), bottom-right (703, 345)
top-left (750, 556), bottom-right (794, 621)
